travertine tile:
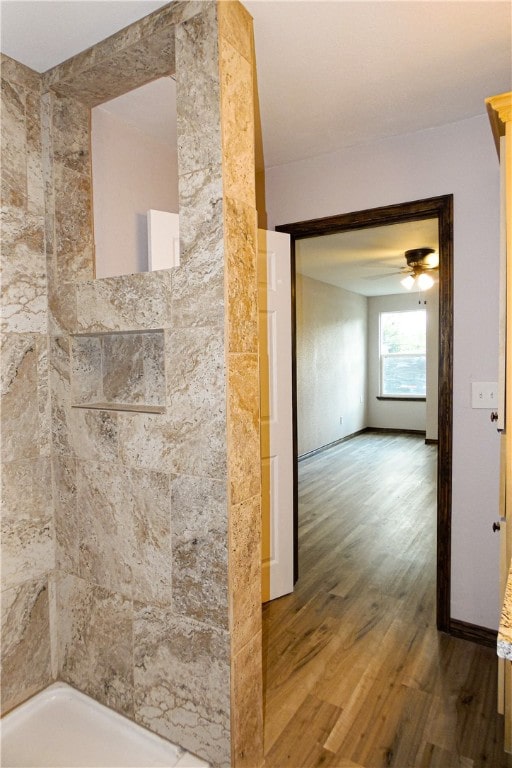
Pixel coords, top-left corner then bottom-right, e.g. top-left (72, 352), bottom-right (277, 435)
top-left (170, 409), bottom-right (227, 480)
top-left (49, 335), bottom-right (73, 455)
top-left (218, 0), bottom-right (253, 62)
top-left (102, 334), bottom-right (145, 404)
top-left (130, 468), bottom-right (172, 605)
top-left (1, 75), bottom-right (27, 208)
top-left (37, 337), bottom-right (52, 457)
top-left (53, 455), bottom-right (79, 575)
top-left (167, 326), bottom-right (226, 414)
top-left (176, 3), bottom-right (222, 177)
top-left (231, 631), bottom-right (263, 768)
top-left (1, 207), bottom-right (47, 334)
top-left (70, 408), bottom-right (119, 462)
top-left (54, 163), bottom-right (94, 284)
top-left (76, 271), bottom-right (169, 333)
top-left (1, 53), bottom-right (41, 92)
top-left (230, 495), bottom-right (261, 653)
top-left (1, 333), bottom-right (41, 462)
top-left (78, 460), bottom-right (133, 596)
top-left (1, 579), bottom-right (52, 715)
top-left (1, 457), bottom-right (54, 590)
top-left (171, 168), bottom-right (224, 328)
top-left (26, 88), bottom-right (44, 215)
top-left (219, 41), bottom-right (254, 206)
top-left (77, 461), bottom-right (172, 603)
top-left (70, 335), bottom-right (102, 404)
top-left (57, 573), bottom-right (134, 718)
top-left (227, 353), bottom-right (260, 505)
top-left (118, 412), bottom-right (173, 472)
top-left (134, 606), bottom-right (231, 767)
top-left (143, 331), bottom-right (166, 405)
top-left (225, 196), bottom-right (258, 353)
top-left (171, 474), bottom-right (228, 629)
top-left (51, 94), bottom-right (90, 173)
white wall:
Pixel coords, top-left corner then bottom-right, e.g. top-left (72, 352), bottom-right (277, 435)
top-left (296, 274), bottom-right (367, 455)
top-left (367, 290), bottom-right (439, 440)
top-left (91, 107), bottom-right (178, 278)
top-left (267, 115), bottom-right (501, 629)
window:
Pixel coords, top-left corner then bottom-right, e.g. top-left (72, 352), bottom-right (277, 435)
top-left (379, 310), bottom-right (426, 397)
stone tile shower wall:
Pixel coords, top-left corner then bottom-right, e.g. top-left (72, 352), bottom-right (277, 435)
top-left (0, 56), bottom-right (55, 714)
top-left (5, 2), bottom-right (264, 768)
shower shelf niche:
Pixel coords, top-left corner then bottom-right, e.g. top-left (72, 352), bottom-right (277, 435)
top-left (71, 329), bottom-right (166, 414)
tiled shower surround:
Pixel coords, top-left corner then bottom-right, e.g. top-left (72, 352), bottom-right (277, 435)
top-left (0, 3), bottom-right (263, 767)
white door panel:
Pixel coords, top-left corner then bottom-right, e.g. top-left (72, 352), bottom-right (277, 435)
top-left (259, 229), bottom-right (294, 601)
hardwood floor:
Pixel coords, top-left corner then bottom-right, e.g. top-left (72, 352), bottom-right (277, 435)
top-left (262, 432), bottom-right (511, 768)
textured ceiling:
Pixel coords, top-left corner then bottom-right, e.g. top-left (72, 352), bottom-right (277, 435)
top-left (1, 0), bottom-right (510, 169)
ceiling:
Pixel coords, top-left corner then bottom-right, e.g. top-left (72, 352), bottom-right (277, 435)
top-left (1, 0), bottom-right (510, 169)
top-left (1, 1), bottom-right (509, 296)
top-left (296, 219), bottom-right (439, 297)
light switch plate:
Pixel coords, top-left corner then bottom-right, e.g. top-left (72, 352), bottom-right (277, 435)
top-left (471, 381), bottom-right (498, 409)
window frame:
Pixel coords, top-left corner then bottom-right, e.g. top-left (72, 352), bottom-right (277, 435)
top-left (378, 309), bottom-right (427, 400)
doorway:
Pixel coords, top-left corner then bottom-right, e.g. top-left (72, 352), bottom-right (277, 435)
top-left (276, 194), bottom-right (453, 631)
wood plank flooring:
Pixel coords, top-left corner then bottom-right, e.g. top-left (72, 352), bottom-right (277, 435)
top-left (262, 432), bottom-right (511, 768)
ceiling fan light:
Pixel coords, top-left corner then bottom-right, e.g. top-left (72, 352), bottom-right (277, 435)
top-left (401, 274), bottom-right (415, 290)
top-left (417, 272), bottom-right (434, 290)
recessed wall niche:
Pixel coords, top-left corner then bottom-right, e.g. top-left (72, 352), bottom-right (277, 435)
top-left (71, 330), bottom-right (166, 413)
top-left (91, 77), bottom-right (179, 279)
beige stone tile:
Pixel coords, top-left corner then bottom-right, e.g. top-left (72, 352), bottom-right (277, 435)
top-left (1, 54), bottom-right (41, 92)
top-left (228, 353), bottom-right (260, 505)
top-left (230, 494), bottom-right (261, 654)
top-left (51, 94), bottom-right (90, 174)
top-left (118, 412), bottom-right (173, 472)
top-left (170, 410), bottom-right (227, 480)
top-left (1, 457), bottom-right (54, 590)
top-left (70, 334), bottom-right (102, 404)
top-left (1, 207), bottom-right (47, 334)
top-left (218, 0), bottom-right (253, 62)
top-left (49, 335), bottom-right (73, 455)
top-left (53, 455), bottom-right (79, 575)
top-left (57, 572), bottom-right (134, 718)
top-left (76, 271), bottom-right (169, 333)
top-left (77, 461), bottom-right (172, 603)
top-left (1, 76), bottom-right (27, 207)
top-left (176, 3), bottom-right (222, 177)
top-left (47, 265), bottom-right (77, 336)
top-left (225, 196), bottom-right (258, 353)
top-left (70, 408), bottom-right (119, 462)
top-left (26, 88), bottom-right (44, 215)
top-left (102, 334), bottom-right (145, 405)
top-left (134, 605), bottom-right (231, 767)
top-left (167, 326), bottom-right (226, 413)
top-left (54, 162), bottom-right (94, 284)
top-left (231, 630), bottom-right (264, 768)
top-left (37, 337), bottom-right (52, 457)
top-left (219, 41), bottom-right (255, 206)
top-left (131, 468), bottom-right (172, 605)
top-left (1, 578), bottom-right (52, 714)
top-left (171, 168), bottom-right (224, 328)
top-left (1, 334), bottom-right (41, 462)
top-left (142, 331), bottom-right (166, 405)
top-left (171, 474), bottom-right (229, 629)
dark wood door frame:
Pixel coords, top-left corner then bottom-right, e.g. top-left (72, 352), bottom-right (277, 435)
top-left (277, 195), bottom-right (453, 633)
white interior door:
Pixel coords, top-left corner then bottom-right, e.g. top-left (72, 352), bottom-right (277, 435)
top-left (258, 229), bottom-right (294, 601)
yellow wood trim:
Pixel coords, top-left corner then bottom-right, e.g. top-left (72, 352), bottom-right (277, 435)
top-left (486, 92), bottom-right (512, 156)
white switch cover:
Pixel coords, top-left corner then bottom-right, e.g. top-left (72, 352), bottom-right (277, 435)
top-left (471, 381), bottom-right (498, 409)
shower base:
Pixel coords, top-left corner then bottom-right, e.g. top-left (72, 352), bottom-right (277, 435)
top-left (0, 682), bottom-right (209, 767)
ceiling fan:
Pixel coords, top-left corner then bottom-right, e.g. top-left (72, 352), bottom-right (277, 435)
top-left (363, 247), bottom-right (439, 290)
top-left (400, 247), bottom-right (439, 290)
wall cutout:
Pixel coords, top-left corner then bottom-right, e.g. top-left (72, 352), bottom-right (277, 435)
top-left (91, 77), bottom-right (178, 279)
top-left (71, 330), bottom-right (166, 413)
